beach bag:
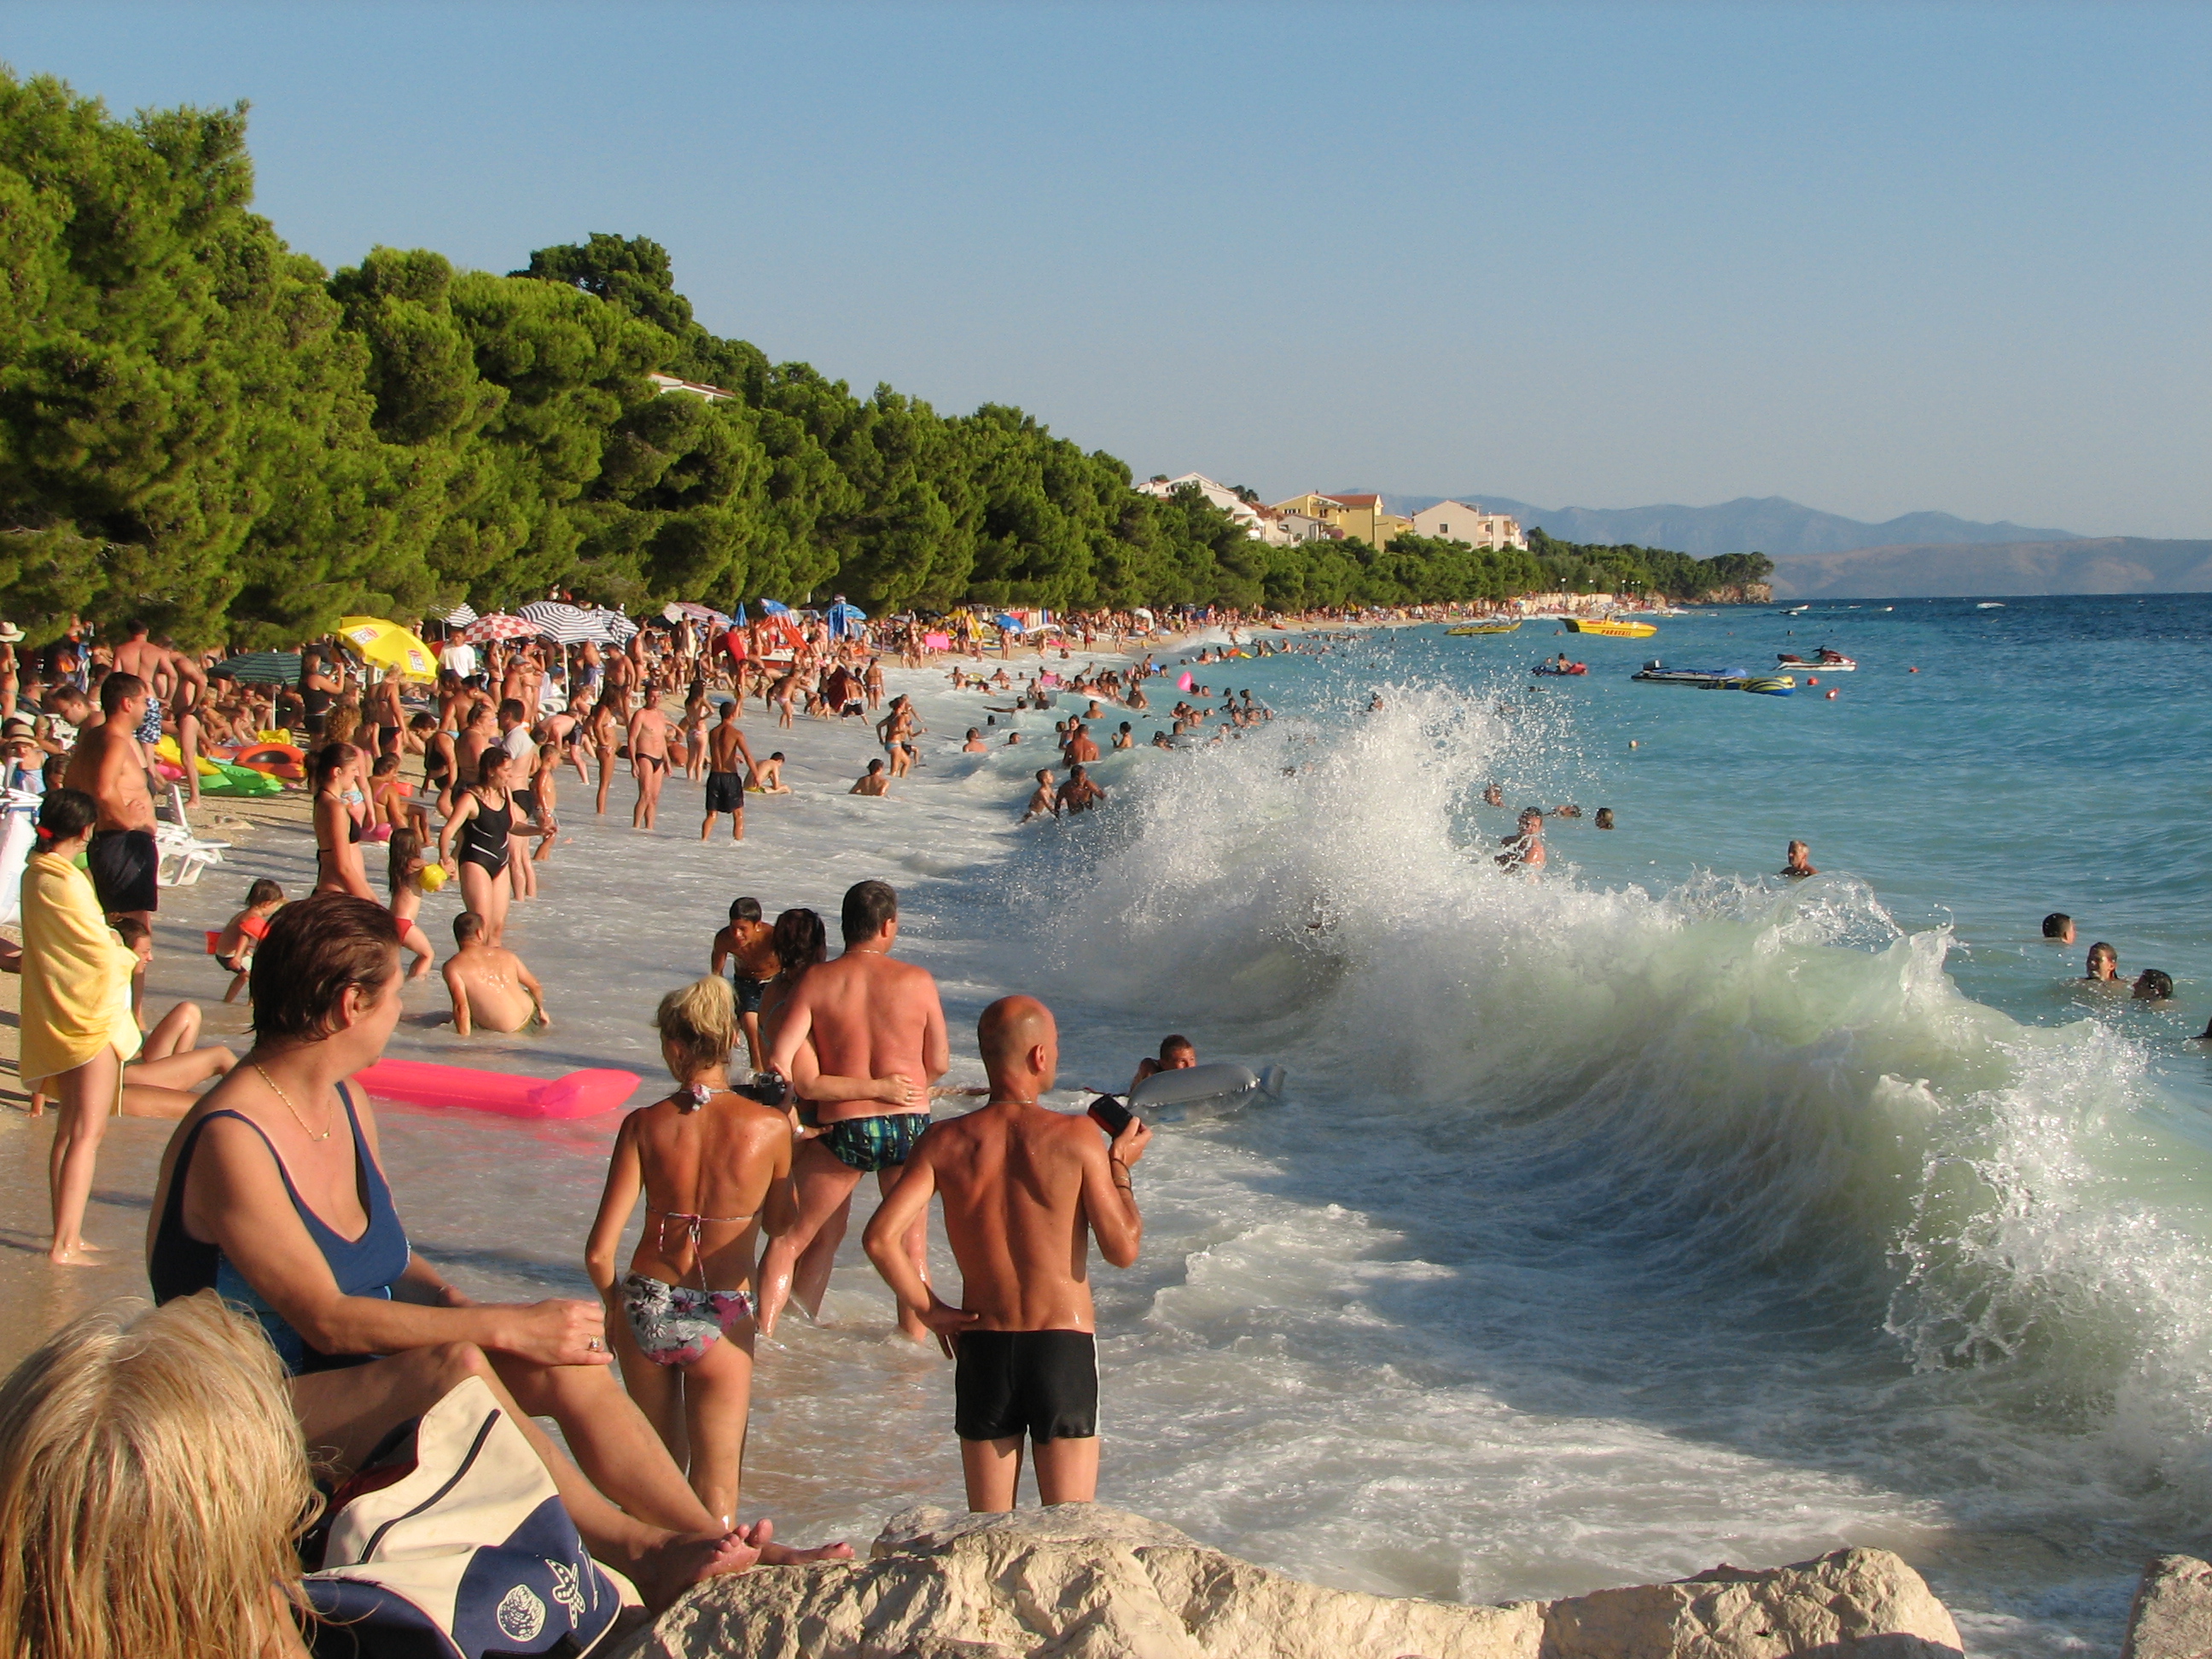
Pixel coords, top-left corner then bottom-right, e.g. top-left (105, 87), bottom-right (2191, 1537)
top-left (303, 1376), bottom-right (640, 1657)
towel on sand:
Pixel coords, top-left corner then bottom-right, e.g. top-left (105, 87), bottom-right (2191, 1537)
top-left (20, 850), bottom-right (141, 1091)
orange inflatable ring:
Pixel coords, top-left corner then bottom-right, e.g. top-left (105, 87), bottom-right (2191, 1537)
top-left (233, 741), bottom-right (307, 781)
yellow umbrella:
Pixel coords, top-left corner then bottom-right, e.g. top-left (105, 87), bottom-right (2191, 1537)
top-left (336, 616), bottom-right (438, 680)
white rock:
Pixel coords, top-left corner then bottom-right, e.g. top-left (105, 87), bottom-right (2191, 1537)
top-left (611, 1504), bottom-right (1960, 1659)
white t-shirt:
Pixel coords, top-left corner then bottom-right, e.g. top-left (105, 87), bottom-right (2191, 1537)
top-left (501, 726), bottom-right (536, 766)
top-left (439, 642), bottom-right (479, 680)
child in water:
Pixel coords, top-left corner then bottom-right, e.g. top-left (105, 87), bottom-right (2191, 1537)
top-left (385, 829), bottom-right (439, 979)
top-left (212, 879), bottom-right (285, 1004)
top-left (748, 752), bottom-right (789, 795)
top-left (584, 977), bottom-right (797, 1531)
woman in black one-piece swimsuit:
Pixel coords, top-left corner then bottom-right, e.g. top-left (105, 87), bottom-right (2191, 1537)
top-left (435, 747), bottom-right (541, 946)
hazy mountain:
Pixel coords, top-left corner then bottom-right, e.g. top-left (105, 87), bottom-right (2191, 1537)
top-left (1766, 538), bottom-right (2212, 600)
top-left (1377, 493), bottom-right (2082, 556)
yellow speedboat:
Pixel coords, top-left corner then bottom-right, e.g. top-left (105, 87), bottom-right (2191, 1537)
top-left (1446, 620), bottom-right (1522, 635)
top-left (1563, 618), bottom-right (1657, 637)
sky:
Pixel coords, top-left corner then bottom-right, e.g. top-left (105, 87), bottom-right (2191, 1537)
top-left (3, 2), bottom-right (2207, 538)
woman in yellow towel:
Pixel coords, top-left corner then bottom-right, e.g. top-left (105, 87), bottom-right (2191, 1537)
top-left (21, 788), bottom-right (142, 1265)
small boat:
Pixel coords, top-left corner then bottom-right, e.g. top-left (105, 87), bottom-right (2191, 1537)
top-left (1776, 651), bottom-right (1856, 671)
top-left (1778, 605), bottom-right (1812, 615)
top-left (1632, 661), bottom-right (1795, 696)
top-left (1532, 659), bottom-right (1588, 676)
top-left (1446, 620), bottom-right (1522, 635)
top-left (1977, 602), bottom-right (2005, 609)
top-left (1563, 618), bottom-right (1658, 637)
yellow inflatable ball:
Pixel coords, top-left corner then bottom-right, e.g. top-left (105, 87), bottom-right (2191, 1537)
top-left (417, 863), bottom-right (448, 894)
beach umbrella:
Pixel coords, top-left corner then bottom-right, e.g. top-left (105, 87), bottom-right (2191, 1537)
top-left (993, 612), bottom-right (1026, 633)
top-left (663, 601), bottom-right (731, 628)
top-left (209, 651), bottom-right (303, 684)
top-left (731, 602), bottom-right (748, 626)
top-left (337, 616), bottom-right (437, 680)
top-left (463, 613), bottom-right (536, 644)
top-left (602, 610), bottom-right (640, 643)
top-left (519, 600), bottom-right (623, 644)
top-left (441, 603), bottom-right (480, 628)
top-left (758, 599), bottom-right (791, 616)
top-left (825, 599), bottom-right (868, 637)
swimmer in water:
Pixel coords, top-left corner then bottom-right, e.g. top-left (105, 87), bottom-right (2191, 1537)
top-left (850, 759), bottom-right (890, 797)
top-left (2042, 912), bottom-right (2075, 945)
top-left (1495, 809), bottom-right (1546, 870)
top-left (1481, 783), bottom-right (1505, 807)
top-left (1594, 807), bottom-right (1615, 830)
top-left (1128, 1033), bottom-right (1195, 1096)
top-left (2083, 942), bottom-right (2122, 984)
top-left (2133, 969), bottom-right (2174, 1004)
top-left (1020, 769), bottom-right (1059, 823)
top-left (1781, 841), bottom-right (1817, 878)
top-left (749, 752), bottom-right (789, 795)
top-left (443, 909), bottom-right (550, 1034)
top-left (963, 729), bottom-right (987, 753)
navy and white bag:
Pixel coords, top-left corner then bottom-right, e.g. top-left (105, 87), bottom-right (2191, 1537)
top-left (304, 1376), bottom-right (642, 1658)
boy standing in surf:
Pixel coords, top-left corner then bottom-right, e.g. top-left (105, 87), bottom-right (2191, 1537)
top-left (864, 995), bottom-right (1148, 1511)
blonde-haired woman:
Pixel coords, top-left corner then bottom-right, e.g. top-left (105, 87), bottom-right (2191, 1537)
top-left (0, 1291), bottom-right (315, 1657)
top-left (585, 976), bottom-right (796, 1528)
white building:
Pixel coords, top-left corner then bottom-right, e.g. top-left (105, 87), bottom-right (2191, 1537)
top-left (1408, 499), bottom-right (1526, 550)
top-left (648, 371), bottom-right (737, 404)
top-left (1135, 473), bottom-right (1301, 544)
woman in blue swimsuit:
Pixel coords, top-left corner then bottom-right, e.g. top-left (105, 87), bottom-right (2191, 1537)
top-left (145, 895), bottom-right (847, 1604)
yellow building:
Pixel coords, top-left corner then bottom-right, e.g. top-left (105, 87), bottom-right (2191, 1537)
top-left (1269, 492), bottom-right (1412, 550)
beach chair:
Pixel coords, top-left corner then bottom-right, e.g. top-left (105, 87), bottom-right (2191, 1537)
top-left (155, 783), bottom-right (230, 888)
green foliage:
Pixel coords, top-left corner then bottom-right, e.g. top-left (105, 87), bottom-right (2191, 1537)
top-left (0, 79), bottom-right (1755, 642)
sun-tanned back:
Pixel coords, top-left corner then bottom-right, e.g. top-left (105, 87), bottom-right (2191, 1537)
top-left (923, 1103), bottom-right (1099, 1332)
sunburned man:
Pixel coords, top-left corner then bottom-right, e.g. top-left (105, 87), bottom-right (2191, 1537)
top-left (864, 995), bottom-right (1148, 1511)
top-left (442, 910), bottom-right (550, 1034)
top-left (710, 896), bottom-right (780, 1072)
top-left (701, 700), bottom-right (759, 842)
top-left (1781, 840), bottom-right (1818, 878)
top-left (760, 880), bottom-right (948, 1342)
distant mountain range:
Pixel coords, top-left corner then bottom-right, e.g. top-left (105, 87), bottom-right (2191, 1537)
top-left (1765, 538), bottom-right (2212, 601)
top-left (1377, 493), bottom-right (2082, 557)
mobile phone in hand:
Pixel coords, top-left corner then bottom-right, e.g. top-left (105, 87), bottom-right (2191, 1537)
top-left (1087, 1094), bottom-right (1133, 1137)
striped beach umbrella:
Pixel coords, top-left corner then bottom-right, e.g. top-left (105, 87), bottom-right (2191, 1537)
top-left (442, 603), bottom-right (480, 628)
top-left (519, 601), bottom-right (632, 645)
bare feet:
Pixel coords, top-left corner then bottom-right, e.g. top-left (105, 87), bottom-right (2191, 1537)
top-left (626, 1528), bottom-right (761, 1614)
top-left (746, 1518), bottom-right (854, 1566)
top-left (48, 1242), bottom-right (105, 1266)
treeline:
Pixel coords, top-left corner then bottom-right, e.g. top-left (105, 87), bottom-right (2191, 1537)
top-left (0, 72), bottom-right (1763, 646)
top-left (1522, 530), bottom-right (1773, 601)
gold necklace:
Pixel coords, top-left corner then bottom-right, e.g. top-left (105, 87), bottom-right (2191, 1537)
top-left (254, 1063), bottom-right (334, 1142)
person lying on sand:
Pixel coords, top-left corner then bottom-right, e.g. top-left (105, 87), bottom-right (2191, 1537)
top-left (443, 909), bottom-right (549, 1034)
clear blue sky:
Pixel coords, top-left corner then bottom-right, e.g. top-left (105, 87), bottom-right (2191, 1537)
top-left (4, 2), bottom-right (2206, 537)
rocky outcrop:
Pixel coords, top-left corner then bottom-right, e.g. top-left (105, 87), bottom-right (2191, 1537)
top-left (612, 1503), bottom-right (1963, 1659)
top-left (2122, 1555), bottom-right (2212, 1659)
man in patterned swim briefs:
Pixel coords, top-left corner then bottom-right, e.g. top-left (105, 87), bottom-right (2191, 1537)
top-left (759, 879), bottom-right (948, 1343)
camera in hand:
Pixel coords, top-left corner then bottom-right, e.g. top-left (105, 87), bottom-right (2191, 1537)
top-left (1086, 1094), bottom-right (1134, 1137)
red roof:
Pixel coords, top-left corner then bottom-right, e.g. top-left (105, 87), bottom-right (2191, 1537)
top-left (1321, 493), bottom-right (1381, 507)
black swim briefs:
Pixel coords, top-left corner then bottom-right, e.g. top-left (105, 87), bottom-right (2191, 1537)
top-left (87, 828), bottom-right (159, 915)
top-left (704, 770), bottom-right (745, 814)
top-left (820, 1111), bottom-right (928, 1173)
top-left (731, 973), bottom-right (765, 1015)
top-left (954, 1330), bottom-right (1098, 1443)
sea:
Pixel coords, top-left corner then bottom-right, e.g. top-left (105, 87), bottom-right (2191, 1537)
top-left (146, 593), bottom-right (2212, 1656)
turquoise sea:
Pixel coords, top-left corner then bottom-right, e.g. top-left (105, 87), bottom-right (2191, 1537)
top-left (144, 593), bottom-right (2212, 1657)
